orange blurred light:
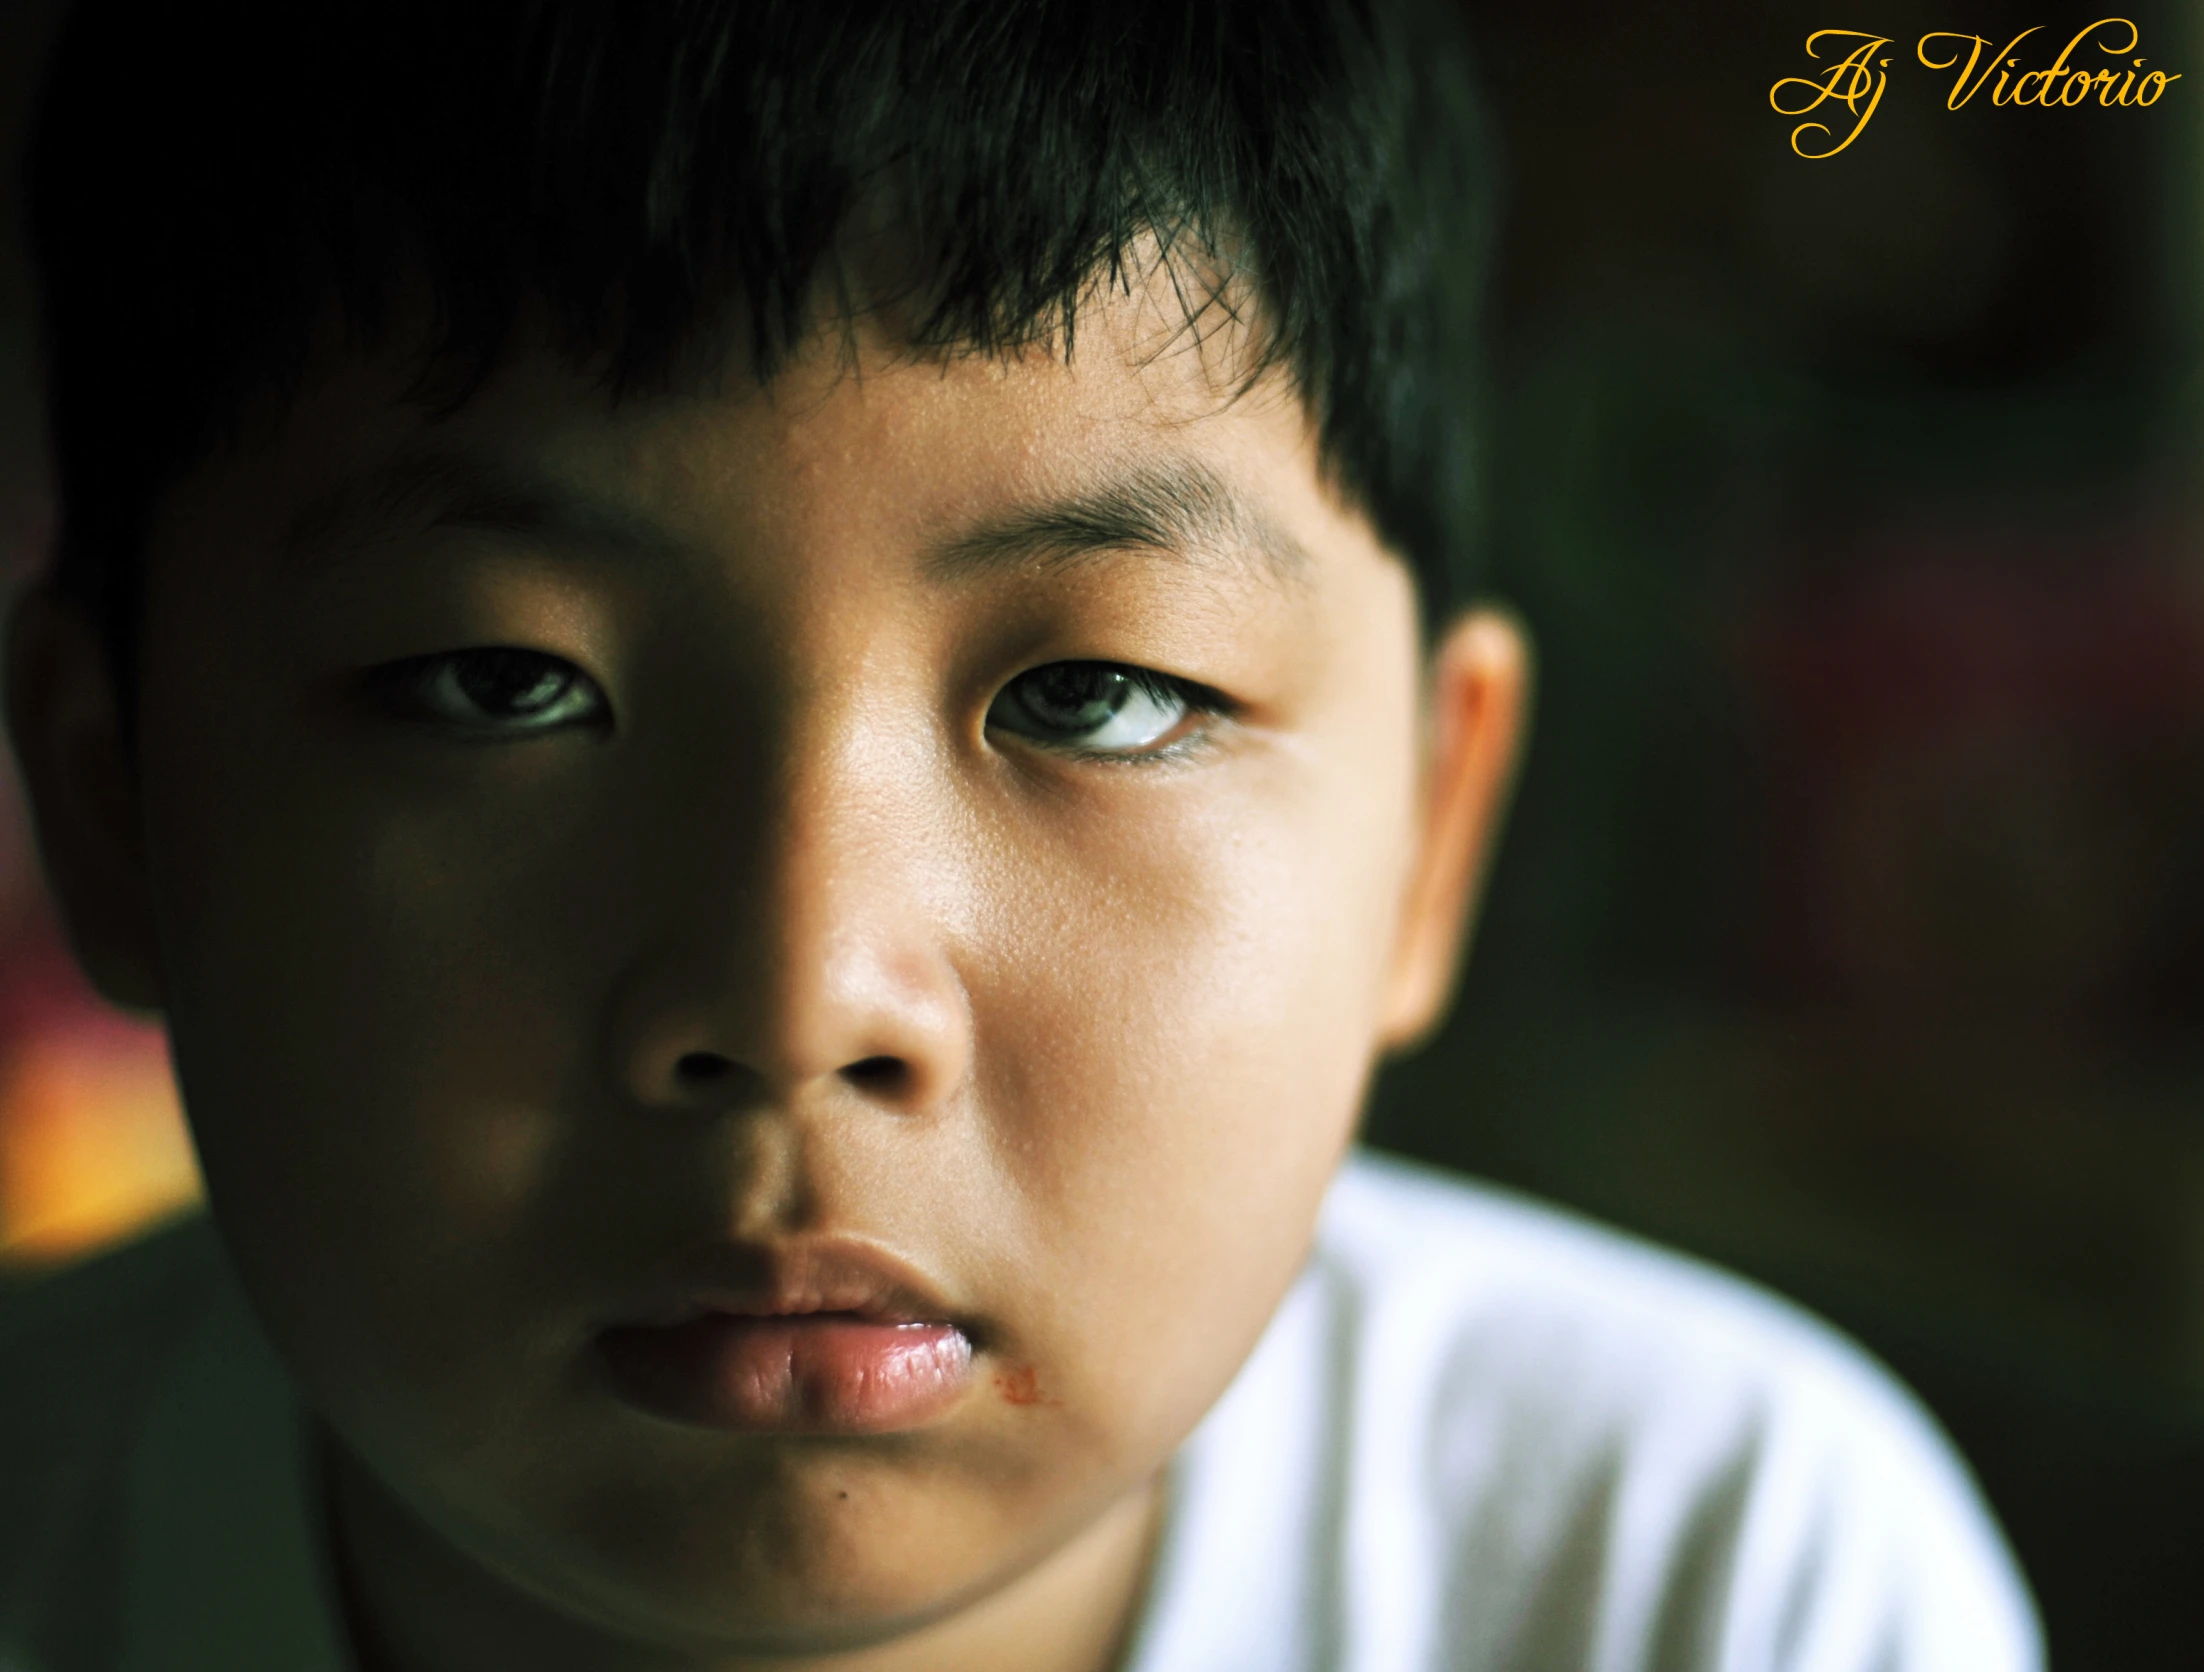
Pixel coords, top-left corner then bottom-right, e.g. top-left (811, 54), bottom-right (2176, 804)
top-left (0, 1016), bottom-right (201, 1267)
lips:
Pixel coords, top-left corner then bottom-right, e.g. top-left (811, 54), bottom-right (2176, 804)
top-left (595, 1241), bottom-right (977, 1433)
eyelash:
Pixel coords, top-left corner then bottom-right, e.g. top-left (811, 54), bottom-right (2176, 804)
top-left (364, 647), bottom-right (608, 736)
top-left (364, 650), bottom-right (1236, 763)
top-left (995, 665), bottom-right (1235, 767)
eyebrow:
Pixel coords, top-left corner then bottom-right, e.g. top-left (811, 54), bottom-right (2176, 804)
top-left (280, 444), bottom-right (1310, 592)
top-left (278, 442), bottom-right (692, 574)
top-left (922, 460), bottom-right (1311, 592)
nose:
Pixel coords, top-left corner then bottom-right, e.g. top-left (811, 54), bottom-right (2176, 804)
top-left (607, 715), bottom-right (973, 1118)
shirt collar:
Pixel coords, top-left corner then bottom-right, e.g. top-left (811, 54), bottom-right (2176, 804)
top-left (115, 1249), bottom-right (354, 1672)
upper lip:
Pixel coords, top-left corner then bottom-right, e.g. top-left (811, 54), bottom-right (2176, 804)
top-left (601, 1237), bottom-right (970, 1333)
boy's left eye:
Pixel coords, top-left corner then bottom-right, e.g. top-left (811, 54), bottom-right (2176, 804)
top-left (367, 647), bottom-right (608, 734)
top-left (986, 661), bottom-right (1217, 757)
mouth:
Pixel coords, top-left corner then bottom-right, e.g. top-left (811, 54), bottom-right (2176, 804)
top-left (594, 1241), bottom-right (978, 1434)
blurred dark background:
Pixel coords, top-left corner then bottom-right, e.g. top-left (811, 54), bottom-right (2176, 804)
top-left (1370, 3), bottom-right (2204, 1667)
top-left (3, 2), bottom-right (2201, 1666)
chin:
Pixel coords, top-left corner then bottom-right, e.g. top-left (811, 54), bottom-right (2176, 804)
top-left (470, 1443), bottom-right (1036, 1654)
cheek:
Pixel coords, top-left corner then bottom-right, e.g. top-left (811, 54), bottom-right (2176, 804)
top-left (963, 742), bottom-right (1415, 1445)
top-left (137, 686), bottom-right (616, 1403)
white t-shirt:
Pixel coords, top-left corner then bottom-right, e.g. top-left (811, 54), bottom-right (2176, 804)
top-left (0, 1149), bottom-right (2042, 1671)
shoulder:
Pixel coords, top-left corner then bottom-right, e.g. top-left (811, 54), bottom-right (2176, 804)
top-left (0, 1217), bottom-right (228, 1653)
top-left (0, 1212), bottom-right (226, 1420)
top-left (1320, 1149), bottom-right (1890, 1400)
top-left (1320, 1148), bottom-right (1948, 1441)
top-left (1309, 1150), bottom-right (2044, 1670)
top-left (0, 1212), bottom-right (225, 1347)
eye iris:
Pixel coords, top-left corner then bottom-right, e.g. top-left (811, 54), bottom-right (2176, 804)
top-left (1021, 663), bottom-right (1133, 732)
top-left (455, 650), bottom-right (570, 716)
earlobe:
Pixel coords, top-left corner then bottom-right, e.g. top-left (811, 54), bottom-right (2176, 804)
top-left (4, 585), bottom-right (166, 1013)
top-left (1377, 607), bottom-right (1531, 1051)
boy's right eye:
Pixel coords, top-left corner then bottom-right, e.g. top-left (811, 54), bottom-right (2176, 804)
top-left (365, 648), bottom-right (609, 736)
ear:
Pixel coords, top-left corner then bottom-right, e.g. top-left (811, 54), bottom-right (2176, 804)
top-left (1377, 607), bottom-right (1531, 1051)
top-left (5, 585), bottom-right (165, 1012)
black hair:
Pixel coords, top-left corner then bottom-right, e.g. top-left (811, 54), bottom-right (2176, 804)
top-left (26, 0), bottom-right (1494, 712)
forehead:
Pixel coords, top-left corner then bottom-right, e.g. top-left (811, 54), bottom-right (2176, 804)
top-left (157, 279), bottom-right (1377, 608)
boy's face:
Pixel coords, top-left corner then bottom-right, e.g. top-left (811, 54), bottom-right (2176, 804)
top-left (14, 282), bottom-right (1523, 1660)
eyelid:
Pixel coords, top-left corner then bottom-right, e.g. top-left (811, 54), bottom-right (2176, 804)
top-left (1064, 719), bottom-right (1228, 768)
top-left (364, 646), bottom-right (610, 735)
top-left (990, 661), bottom-right (1238, 765)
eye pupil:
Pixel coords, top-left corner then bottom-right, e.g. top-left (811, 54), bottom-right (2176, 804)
top-left (455, 649), bottom-right (570, 716)
top-left (1020, 663), bottom-right (1132, 730)
top-left (985, 659), bottom-right (1204, 756)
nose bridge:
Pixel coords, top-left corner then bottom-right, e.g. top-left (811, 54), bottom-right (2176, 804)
top-left (622, 671), bottom-right (970, 1111)
top-left (766, 692), bottom-right (932, 986)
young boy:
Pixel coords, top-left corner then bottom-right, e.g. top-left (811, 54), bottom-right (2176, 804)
top-left (0, 2), bottom-right (2040, 1668)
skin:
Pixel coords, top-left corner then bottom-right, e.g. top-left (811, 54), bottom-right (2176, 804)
top-left (6, 274), bottom-right (1528, 1672)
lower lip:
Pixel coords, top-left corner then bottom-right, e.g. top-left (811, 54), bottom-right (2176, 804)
top-left (597, 1315), bottom-right (974, 1432)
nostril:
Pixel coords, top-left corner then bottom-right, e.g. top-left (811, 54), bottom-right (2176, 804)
top-left (663, 1052), bottom-right (916, 1100)
top-left (842, 1055), bottom-right (910, 1096)
top-left (675, 1050), bottom-right (736, 1086)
